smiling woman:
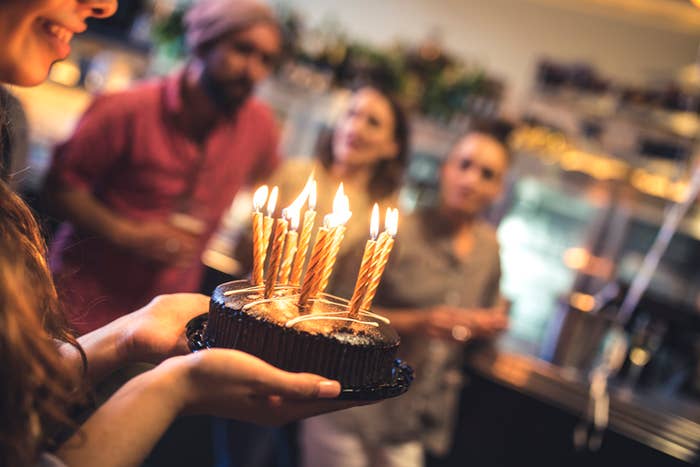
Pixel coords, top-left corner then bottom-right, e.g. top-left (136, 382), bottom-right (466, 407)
top-left (0, 2), bottom-right (366, 467)
top-left (0, 0), bottom-right (117, 86)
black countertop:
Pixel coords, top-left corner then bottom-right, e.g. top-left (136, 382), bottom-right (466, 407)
top-left (465, 339), bottom-right (700, 463)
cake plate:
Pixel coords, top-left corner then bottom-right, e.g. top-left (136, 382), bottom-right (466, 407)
top-left (185, 313), bottom-right (413, 401)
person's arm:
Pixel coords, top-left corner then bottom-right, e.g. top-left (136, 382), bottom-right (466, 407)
top-left (377, 230), bottom-right (508, 342)
top-left (56, 350), bottom-right (356, 467)
top-left (49, 187), bottom-right (201, 266)
top-left (50, 187), bottom-right (132, 248)
top-left (377, 304), bottom-right (508, 342)
top-left (59, 294), bottom-right (210, 384)
top-left (44, 95), bottom-right (200, 265)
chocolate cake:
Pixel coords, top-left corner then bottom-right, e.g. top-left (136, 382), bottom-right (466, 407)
top-left (205, 280), bottom-right (400, 389)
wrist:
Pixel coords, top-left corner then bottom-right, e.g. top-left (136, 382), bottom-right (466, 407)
top-left (113, 310), bottom-right (148, 365)
top-left (110, 216), bottom-right (137, 249)
top-left (150, 356), bottom-right (192, 415)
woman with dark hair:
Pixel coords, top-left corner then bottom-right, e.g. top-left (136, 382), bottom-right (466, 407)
top-left (257, 86), bottom-right (409, 296)
top-left (0, 2), bottom-right (360, 466)
top-left (221, 84), bottom-right (409, 467)
top-left (314, 86), bottom-right (410, 201)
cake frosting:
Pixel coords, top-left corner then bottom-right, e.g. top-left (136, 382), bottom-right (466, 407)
top-left (205, 280), bottom-right (400, 388)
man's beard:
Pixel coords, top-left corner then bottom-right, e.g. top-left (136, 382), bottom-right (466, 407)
top-left (199, 68), bottom-right (254, 116)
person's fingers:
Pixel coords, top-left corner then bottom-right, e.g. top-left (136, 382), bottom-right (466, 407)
top-left (200, 349), bottom-right (341, 400)
top-left (150, 293), bottom-right (210, 316)
top-left (175, 293), bottom-right (209, 311)
top-left (255, 369), bottom-right (342, 400)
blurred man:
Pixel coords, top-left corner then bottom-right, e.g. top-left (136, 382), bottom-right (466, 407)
top-left (46, 0), bottom-right (282, 333)
top-left (302, 122), bottom-right (512, 467)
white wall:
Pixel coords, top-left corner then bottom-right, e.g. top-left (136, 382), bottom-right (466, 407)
top-left (280, 0), bottom-right (700, 115)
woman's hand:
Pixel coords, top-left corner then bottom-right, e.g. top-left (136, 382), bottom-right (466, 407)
top-left (120, 294), bottom-right (210, 364)
top-left (171, 349), bottom-right (360, 426)
top-left (419, 304), bottom-right (509, 341)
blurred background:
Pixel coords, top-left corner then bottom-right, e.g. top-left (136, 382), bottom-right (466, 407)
top-left (9, 0), bottom-right (700, 465)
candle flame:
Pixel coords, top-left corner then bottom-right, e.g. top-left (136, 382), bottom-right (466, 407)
top-left (253, 185), bottom-right (269, 212)
top-left (332, 183), bottom-right (345, 213)
top-left (309, 180), bottom-right (317, 211)
top-left (370, 204), bottom-right (380, 240)
top-left (288, 181), bottom-right (310, 213)
top-left (290, 209), bottom-right (301, 231)
top-left (266, 186), bottom-right (279, 217)
top-left (324, 183), bottom-right (351, 227)
top-left (283, 207), bottom-right (302, 231)
top-left (387, 208), bottom-right (399, 237)
top-left (323, 215), bottom-right (333, 229)
top-left (297, 172), bottom-right (317, 211)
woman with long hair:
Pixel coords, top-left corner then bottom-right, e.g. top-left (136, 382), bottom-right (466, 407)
top-left (0, 2), bottom-right (357, 466)
top-left (243, 85), bottom-right (409, 297)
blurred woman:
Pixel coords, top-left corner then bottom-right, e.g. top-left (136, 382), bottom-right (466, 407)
top-left (244, 86), bottom-right (409, 297)
top-left (0, 2), bottom-right (355, 466)
top-left (223, 85), bottom-right (409, 467)
top-left (301, 124), bottom-right (512, 467)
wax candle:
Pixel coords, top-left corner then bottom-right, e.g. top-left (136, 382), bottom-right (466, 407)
top-left (290, 179), bottom-right (317, 285)
top-left (261, 186), bottom-right (278, 272)
top-left (348, 204), bottom-right (380, 318)
top-left (316, 186), bottom-right (351, 295)
top-left (297, 218), bottom-right (331, 311)
top-left (361, 208), bottom-right (399, 311)
top-left (251, 185), bottom-right (269, 286)
top-left (264, 214), bottom-right (288, 298)
top-left (278, 209), bottom-right (300, 285)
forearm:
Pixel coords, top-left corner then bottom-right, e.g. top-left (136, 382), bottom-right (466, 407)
top-left (374, 307), bottom-right (427, 336)
top-left (59, 314), bottom-right (132, 384)
top-left (48, 185), bottom-right (129, 246)
top-left (57, 359), bottom-right (187, 467)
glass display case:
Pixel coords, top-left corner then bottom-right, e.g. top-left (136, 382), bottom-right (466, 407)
top-left (498, 176), bottom-right (599, 344)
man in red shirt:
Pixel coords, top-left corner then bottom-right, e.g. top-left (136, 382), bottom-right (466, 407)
top-left (46, 0), bottom-right (282, 334)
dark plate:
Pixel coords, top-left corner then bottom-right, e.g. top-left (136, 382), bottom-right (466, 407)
top-left (186, 313), bottom-right (413, 401)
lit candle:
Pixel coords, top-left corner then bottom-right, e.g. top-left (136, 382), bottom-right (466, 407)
top-left (317, 187), bottom-right (352, 295)
top-left (348, 204), bottom-right (380, 318)
top-left (264, 212), bottom-right (288, 298)
top-left (361, 208), bottom-right (399, 311)
top-left (261, 186), bottom-right (278, 273)
top-left (290, 179), bottom-right (317, 285)
top-left (251, 185), bottom-right (269, 286)
top-left (297, 184), bottom-right (349, 311)
top-left (298, 217), bottom-right (331, 311)
top-left (278, 208), bottom-right (300, 285)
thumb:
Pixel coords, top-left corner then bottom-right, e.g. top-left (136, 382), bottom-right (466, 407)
top-left (257, 370), bottom-right (341, 400)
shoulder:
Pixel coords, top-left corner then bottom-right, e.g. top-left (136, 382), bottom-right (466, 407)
top-left (240, 97), bottom-right (277, 128)
top-left (391, 211), bottom-right (426, 254)
top-left (273, 158), bottom-right (316, 179)
top-left (474, 220), bottom-right (500, 254)
top-left (401, 211), bottom-right (425, 236)
top-left (86, 78), bottom-right (162, 118)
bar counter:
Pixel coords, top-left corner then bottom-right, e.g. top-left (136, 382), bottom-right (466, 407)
top-left (445, 338), bottom-right (700, 466)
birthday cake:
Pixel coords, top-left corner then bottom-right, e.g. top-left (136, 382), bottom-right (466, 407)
top-left (190, 181), bottom-right (410, 396)
top-left (205, 280), bottom-right (400, 388)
